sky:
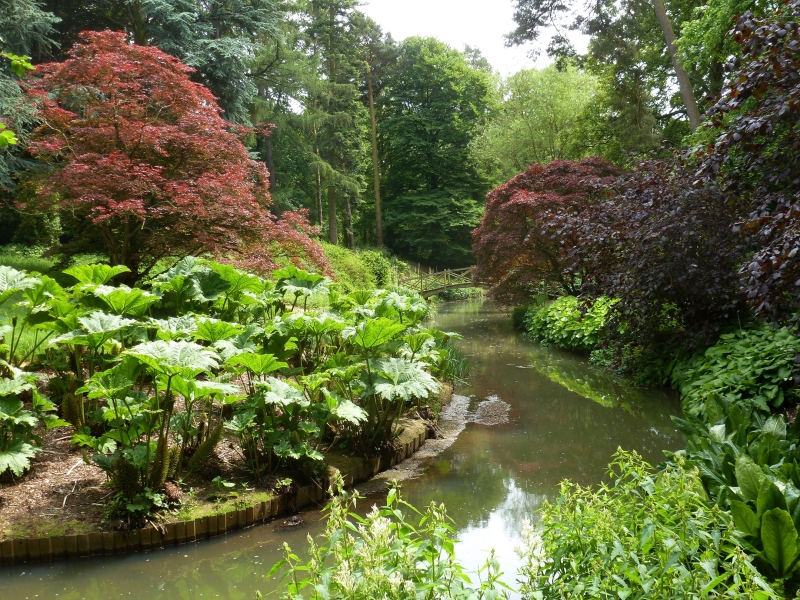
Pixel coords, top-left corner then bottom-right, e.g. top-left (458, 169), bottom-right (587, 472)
top-left (358, 0), bottom-right (546, 76)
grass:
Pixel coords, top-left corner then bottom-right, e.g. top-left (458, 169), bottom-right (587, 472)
top-left (3, 519), bottom-right (96, 540)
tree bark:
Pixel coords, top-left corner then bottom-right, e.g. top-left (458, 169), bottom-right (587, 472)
top-left (328, 150), bottom-right (337, 245)
top-left (367, 75), bottom-right (383, 247)
top-left (344, 196), bottom-right (355, 249)
top-left (652, 0), bottom-right (702, 132)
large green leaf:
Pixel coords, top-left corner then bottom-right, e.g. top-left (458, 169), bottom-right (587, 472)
top-left (78, 360), bottom-right (139, 400)
top-left (731, 499), bottom-right (761, 537)
top-left (0, 437), bottom-right (38, 476)
top-left (93, 285), bottom-right (160, 316)
top-left (64, 264), bottom-right (130, 286)
top-left (0, 266), bottom-right (39, 306)
top-left (758, 479), bottom-right (789, 517)
top-left (736, 454), bottom-right (766, 502)
top-left (352, 318), bottom-right (406, 352)
top-left (226, 352), bottom-right (288, 376)
top-left (194, 318), bottom-right (244, 343)
top-left (260, 377), bottom-right (307, 407)
top-left (209, 262), bottom-right (263, 296)
top-left (125, 340), bottom-right (219, 375)
top-left (372, 357), bottom-right (440, 402)
top-left (761, 508), bottom-right (800, 577)
top-left (54, 311), bottom-right (137, 350)
top-left (0, 396), bottom-right (24, 417)
top-left (149, 315), bottom-right (197, 341)
top-left (0, 374), bottom-right (35, 398)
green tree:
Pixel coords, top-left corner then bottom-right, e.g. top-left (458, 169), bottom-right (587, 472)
top-left (508, 0), bottom-right (706, 156)
top-left (42, 0), bottom-right (282, 123)
top-left (379, 37), bottom-right (494, 267)
top-left (294, 0), bottom-right (368, 247)
top-left (472, 64), bottom-right (597, 182)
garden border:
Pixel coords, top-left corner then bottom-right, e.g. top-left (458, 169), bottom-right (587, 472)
top-left (0, 421), bottom-right (436, 564)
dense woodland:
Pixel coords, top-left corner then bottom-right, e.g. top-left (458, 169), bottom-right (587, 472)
top-left (0, 0), bottom-right (772, 270)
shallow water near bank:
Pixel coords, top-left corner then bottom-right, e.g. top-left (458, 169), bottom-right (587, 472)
top-left (0, 299), bottom-right (684, 598)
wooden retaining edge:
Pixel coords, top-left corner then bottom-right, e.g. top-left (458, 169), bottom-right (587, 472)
top-left (0, 427), bottom-right (433, 565)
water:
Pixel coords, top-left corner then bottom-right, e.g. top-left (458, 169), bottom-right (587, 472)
top-left (0, 300), bottom-right (684, 598)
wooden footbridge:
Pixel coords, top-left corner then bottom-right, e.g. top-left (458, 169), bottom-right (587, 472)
top-left (399, 266), bottom-right (480, 299)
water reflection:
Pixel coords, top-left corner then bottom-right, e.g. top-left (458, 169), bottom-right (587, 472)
top-left (0, 299), bottom-right (683, 599)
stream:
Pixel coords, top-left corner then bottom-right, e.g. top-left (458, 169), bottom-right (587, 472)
top-left (0, 299), bottom-right (684, 599)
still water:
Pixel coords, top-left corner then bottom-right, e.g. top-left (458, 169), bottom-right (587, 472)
top-left (0, 300), bottom-right (684, 599)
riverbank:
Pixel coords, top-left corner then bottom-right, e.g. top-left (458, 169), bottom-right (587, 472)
top-left (0, 384), bottom-right (450, 563)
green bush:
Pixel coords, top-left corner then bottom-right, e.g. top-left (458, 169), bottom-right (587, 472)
top-left (525, 296), bottom-right (618, 353)
top-left (321, 243), bottom-right (376, 293)
top-left (519, 450), bottom-right (780, 599)
top-left (671, 325), bottom-right (800, 417)
top-left (359, 249), bottom-right (394, 287)
top-left (435, 287), bottom-right (484, 302)
top-left (270, 476), bottom-right (510, 599)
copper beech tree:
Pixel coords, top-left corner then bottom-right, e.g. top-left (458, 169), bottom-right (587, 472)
top-left (472, 158), bottom-right (621, 306)
top-left (22, 31), bottom-right (326, 281)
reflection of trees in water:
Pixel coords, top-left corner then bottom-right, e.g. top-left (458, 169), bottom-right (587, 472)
top-left (1, 524), bottom-right (307, 600)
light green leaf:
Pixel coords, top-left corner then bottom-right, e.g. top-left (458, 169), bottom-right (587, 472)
top-left (64, 264), bottom-right (130, 286)
top-left (761, 508), bottom-right (800, 577)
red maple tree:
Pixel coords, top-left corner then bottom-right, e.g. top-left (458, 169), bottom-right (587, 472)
top-left (472, 158), bottom-right (621, 305)
top-left (23, 31), bottom-right (327, 280)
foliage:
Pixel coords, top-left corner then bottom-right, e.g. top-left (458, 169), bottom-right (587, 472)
top-left (472, 158), bottom-right (621, 306)
top-left (0, 366), bottom-right (65, 476)
top-left (519, 450), bottom-right (779, 599)
top-left (0, 258), bottom-right (453, 516)
top-left (576, 158), bottom-right (747, 350)
top-left (472, 64), bottom-right (598, 183)
top-left (691, 0), bottom-right (800, 321)
top-left (41, 0), bottom-right (282, 124)
top-left (21, 31), bottom-right (325, 282)
top-left (270, 477), bottom-right (511, 599)
top-left (0, 0), bottom-right (58, 189)
top-left (506, 0), bottom-right (695, 160)
top-left (321, 243), bottom-right (377, 294)
top-left (671, 393), bottom-right (800, 584)
top-left (524, 296), bottom-right (618, 353)
top-left (380, 37), bottom-right (495, 267)
top-left (672, 325), bottom-right (800, 418)
top-left (358, 250), bottom-right (394, 287)
top-left (435, 288), bottom-right (484, 302)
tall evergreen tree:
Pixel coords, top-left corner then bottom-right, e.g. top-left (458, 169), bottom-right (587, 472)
top-left (43, 0), bottom-right (282, 123)
top-left (380, 37), bottom-right (494, 267)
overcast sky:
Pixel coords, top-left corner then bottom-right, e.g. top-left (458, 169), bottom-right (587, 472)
top-left (358, 0), bottom-right (544, 76)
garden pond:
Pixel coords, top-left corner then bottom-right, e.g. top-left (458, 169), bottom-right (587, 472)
top-left (0, 299), bottom-right (684, 599)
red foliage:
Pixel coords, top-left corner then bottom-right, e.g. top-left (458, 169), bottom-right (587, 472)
top-left (472, 158), bottom-right (622, 305)
top-left (23, 31), bottom-right (327, 279)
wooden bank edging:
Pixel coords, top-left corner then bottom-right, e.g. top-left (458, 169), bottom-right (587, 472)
top-left (0, 427), bottom-right (433, 565)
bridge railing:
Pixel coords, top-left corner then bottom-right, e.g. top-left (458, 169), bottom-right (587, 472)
top-left (399, 266), bottom-right (476, 295)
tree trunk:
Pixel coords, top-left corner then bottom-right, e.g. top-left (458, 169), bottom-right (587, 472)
top-left (344, 196), bottom-right (355, 249)
top-left (328, 149), bottom-right (337, 245)
top-left (367, 75), bottom-right (383, 247)
top-left (652, 0), bottom-right (702, 132)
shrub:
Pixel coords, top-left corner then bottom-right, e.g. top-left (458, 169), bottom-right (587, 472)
top-left (524, 296), bottom-right (617, 353)
top-left (472, 158), bottom-right (621, 306)
top-left (671, 325), bottom-right (800, 418)
top-left (270, 477), bottom-right (510, 599)
top-left (322, 243), bottom-right (376, 293)
top-left (358, 250), bottom-right (394, 287)
top-left (519, 450), bottom-right (779, 599)
top-left (434, 287), bottom-right (484, 302)
top-left (575, 159), bottom-right (747, 351)
top-left (23, 31), bottom-right (325, 281)
top-left (692, 0), bottom-right (800, 321)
